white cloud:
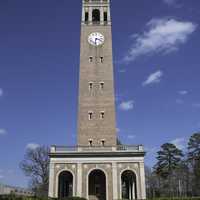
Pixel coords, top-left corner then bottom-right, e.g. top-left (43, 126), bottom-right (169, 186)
top-left (26, 143), bottom-right (40, 150)
top-left (119, 100), bottom-right (134, 111)
top-left (127, 134), bottom-right (136, 140)
top-left (178, 90), bottom-right (188, 95)
top-left (118, 69), bottom-right (126, 73)
top-left (0, 129), bottom-right (7, 135)
top-left (124, 18), bottom-right (197, 62)
top-left (143, 70), bottom-right (163, 86)
top-left (171, 137), bottom-right (185, 149)
top-left (0, 175), bottom-right (4, 179)
top-left (192, 103), bottom-right (200, 108)
top-left (0, 88), bottom-right (3, 97)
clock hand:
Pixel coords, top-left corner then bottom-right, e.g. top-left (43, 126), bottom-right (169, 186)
top-left (95, 38), bottom-right (98, 44)
top-left (96, 38), bottom-right (103, 42)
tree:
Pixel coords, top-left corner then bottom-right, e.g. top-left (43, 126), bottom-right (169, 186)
top-left (188, 133), bottom-right (200, 159)
top-left (145, 166), bottom-right (160, 198)
top-left (154, 143), bottom-right (183, 178)
top-left (154, 143), bottom-right (183, 196)
top-left (187, 133), bottom-right (200, 196)
top-left (20, 145), bottom-right (50, 197)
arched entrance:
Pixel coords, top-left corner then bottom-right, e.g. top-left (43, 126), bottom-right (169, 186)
top-left (121, 170), bottom-right (137, 200)
top-left (88, 169), bottom-right (106, 200)
top-left (58, 171), bottom-right (73, 199)
top-left (92, 9), bottom-right (100, 23)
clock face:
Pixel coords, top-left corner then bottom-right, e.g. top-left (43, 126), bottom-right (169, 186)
top-left (88, 32), bottom-right (105, 46)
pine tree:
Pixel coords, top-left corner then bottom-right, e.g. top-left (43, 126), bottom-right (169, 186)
top-left (187, 133), bottom-right (200, 196)
top-left (154, 143), bottom-right (183, 196)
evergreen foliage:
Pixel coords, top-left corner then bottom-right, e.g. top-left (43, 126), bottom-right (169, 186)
top-left (146, 132), bottom-right (200, 198)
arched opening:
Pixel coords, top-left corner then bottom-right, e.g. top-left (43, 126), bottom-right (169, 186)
top-left (88, 169), bottom-right (106, 200)
top-left (121, 170), bottom-right (137, 200)
top-left (104, 12), bottom-right (107, 22)
top-left (58, 171), bottom-right (73, 199)
top-left (92, 9), bottom-right (100, 23)
top-left (85, 12), bottom-right (89, 22)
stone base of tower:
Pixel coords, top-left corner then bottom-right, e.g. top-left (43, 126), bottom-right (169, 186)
top-left (48, 146), bottom-right (146, 200)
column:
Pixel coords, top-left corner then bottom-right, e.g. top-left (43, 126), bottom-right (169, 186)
top-left (112, 162), bottom-right (118, 200)
top-left (132, 182), bottom-right (136, 200)
top-left (129, 183), bottom-right (132, 200)
top-left (82, 7), bottom-right (85, 22)
top-left (48, 162), bottom-right (55, 198)
top-left (77, 163), bottom-right (82, 197)
top-left (139, 162), bottom-right (146, 199)
top-left (100, 7), bottom-right (104, 25)
top-left (89, 7), bottom-right (92, 25)
top-left (107, 7), bottom-right (111, 25)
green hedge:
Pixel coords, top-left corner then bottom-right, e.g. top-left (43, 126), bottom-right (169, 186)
top-left (1, 196), bottom-right (200, 200)
top-left (0, 195), bottom-right (31, 200)
top-left (148, 198), bottom-right (200, 200)
top-left (60, 197), bottom-right (87, 200)
top-left (0, 196), bottom-right (87, 200)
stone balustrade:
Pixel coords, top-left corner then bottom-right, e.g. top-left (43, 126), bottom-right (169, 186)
top-left (50, 145), bottom-right (144, 153)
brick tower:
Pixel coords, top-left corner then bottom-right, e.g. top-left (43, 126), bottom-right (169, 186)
top-left (78, 0), bottom-right (116, 147)
top-left (48, 1), bottom-right (146, 200)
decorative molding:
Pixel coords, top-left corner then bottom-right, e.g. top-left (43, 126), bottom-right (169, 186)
top-left (51, 156), bottom-right (144, 163)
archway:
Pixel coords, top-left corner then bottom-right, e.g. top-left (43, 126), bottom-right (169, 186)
top-left (58, 171), bottom-right (73, 199)
top-left (88, 169), bottom-right (106, 200)
top-left (92, 9), bottom-right (100, 23)
top-left (121, 170), bottom-right (137, 200)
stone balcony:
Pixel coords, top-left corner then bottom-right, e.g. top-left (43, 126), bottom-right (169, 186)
top-left (50, 145), bottom-right (144, 153)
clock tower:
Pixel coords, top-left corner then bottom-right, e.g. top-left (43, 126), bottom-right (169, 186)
top-left (78, 0), bottom-right (116, 147)
top-left (48, 1), bottom-right (146, 200)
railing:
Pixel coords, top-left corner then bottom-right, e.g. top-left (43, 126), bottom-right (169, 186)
top-left (82, 20), bottom-right (110, 26)
top-left (50, 145), bottom-right (144, 153)
top-left (84, 0), bottom-right (109, 3)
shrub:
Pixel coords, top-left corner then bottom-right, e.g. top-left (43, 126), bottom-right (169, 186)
top-left (60, 197), bottom-right (87, 200)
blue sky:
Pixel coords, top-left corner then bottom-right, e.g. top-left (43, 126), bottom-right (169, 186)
top-left (0, 0), bottom-right (200, 187)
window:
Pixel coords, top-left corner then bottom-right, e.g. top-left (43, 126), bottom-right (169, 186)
top-left (85, 12), bottom-right (89, 22)
top-left (101, 140), bottom-right (105, 146)
top-left (100, 57), bottom-right (103, 63)
top-left (92, 9), bottom-right (100, 23)
top-left (104, 12), bottom-right (108, 22)
top-left (88, 111), bottom-right (93, 120)
top-left (89, 56), bottom-right (93, 62)
top-left (89, 139), bottom-right (93, 147)
top-left (100, 111), bottom-right (105, 119)
top-left (100, 82), bottom-right (104, 89)
top-left (89, 82), bottom-right (93, 90)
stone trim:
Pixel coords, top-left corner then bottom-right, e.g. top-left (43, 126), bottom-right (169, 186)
top-left (77, 163), bottom-right (82, 197)
top-left (50, 156), bottom-right (144, 163)
top-left (119, 167), bottom-right (139, 200)
top-left (48, 163), bottom-right (55, 198)
top-left (55, 168), bottom-right (76, 198)
top-left (139, 162), bottom-right (146, 199)
top-left (112, 162), bottom-right (118, 199)
top-left (49, 151), bottom-right (145, 158)
top-left (86, 167), bottom-right (108, 200)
